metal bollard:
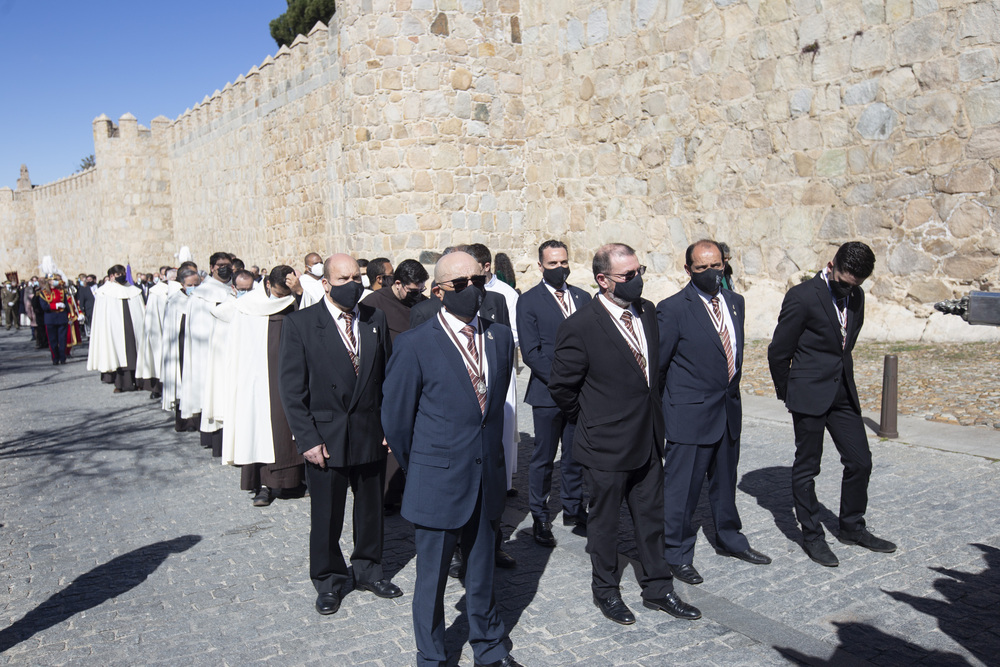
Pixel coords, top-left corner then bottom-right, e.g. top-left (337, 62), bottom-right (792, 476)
top-left (877, 354), bottom-right (899, 439)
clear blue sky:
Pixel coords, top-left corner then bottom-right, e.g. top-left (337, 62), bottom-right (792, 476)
top-left (0, 1), bottom-right (293, 189)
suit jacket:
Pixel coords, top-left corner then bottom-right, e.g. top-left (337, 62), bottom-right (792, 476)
top-left (382, 315), bottom-right (514, 530)
top-left (516, 280), bottom-right (592, 408)
top-left (76, 284), bottom-right (96, 321)
top-left (767, 271), bottom-right (865, 416)
top-left (409, 292), bottom-right (509, 329)
top-left (278, 301), bottom-right (393, 464)
top-left (548, 296), bottom-right (665, 472)
top-left (657, 283), bottom-right (743, 444)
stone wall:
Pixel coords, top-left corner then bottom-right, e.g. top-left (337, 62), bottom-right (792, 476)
top-left (3, 0), bottom-right (1000, 340)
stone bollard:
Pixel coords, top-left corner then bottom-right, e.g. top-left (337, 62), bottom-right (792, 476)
top-left (877, 354), bottom-right (899, 439)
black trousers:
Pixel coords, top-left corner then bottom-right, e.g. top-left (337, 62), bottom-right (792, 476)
top-left (791, 378), bottom-right (872, 541)
top-left (529, 406), bottom-right (585, 522)
top-left (45, 322), bottom-right (67, 363)
top-left (305, 459), bottom-right (385, 594)
top-left (583, 450), bottom-right (673, 601)
top-left (663, 431), bottom-right (750, 564)
top-left (412, 484), bottom-right (506, 667)
top-left (200, 429), bottom-right (223, 457)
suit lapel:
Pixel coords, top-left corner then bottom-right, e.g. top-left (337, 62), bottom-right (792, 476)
top-left (594, 299), bottom-right (648, 384)
top-left (638, 301), bottom-right (657, 384)
top-left (813, 273), bottom-right (845, 350)
top-left (538, 281), bottom-right (565, 320)
top-left (432, 316), bottom-right (482, 412)
top-left (730, 294), bottom-right (744, 367)
top-left (483, 318), bottom-right (499, 421)
top-left (319, 304), bottom-right (359, 385)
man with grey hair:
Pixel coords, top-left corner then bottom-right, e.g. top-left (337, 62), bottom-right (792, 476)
top-left (549, 243), bottom-right (700, 626)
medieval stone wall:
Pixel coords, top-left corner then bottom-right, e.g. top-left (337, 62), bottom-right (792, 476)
top-left (3, 0), bottom-right (1000, 340)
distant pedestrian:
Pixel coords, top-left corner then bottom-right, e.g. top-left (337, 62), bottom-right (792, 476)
top-left (2, 280), bottom-right (20, 330)
top-left (718, 242), bottom-right (736, 291)
top-left (493, 252), bottom-right (517, 292)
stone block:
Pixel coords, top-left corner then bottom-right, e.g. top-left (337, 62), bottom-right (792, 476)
top-left (802, 182), bottom-right (838, 205)
top-left (793, 151), bottom-right (815, 176)
top-left (416, 64), bottom-right (441, 91)
top-left (786, 117), bottom-right (822, 149)
top-left (588, 8), bottom-right (609, 45)
top-left (959, 49), bottom-right (998, 82)
top-left (887, 242), bottom-right (935, 275)
top-left (855, 206), bottom-right (891, 235)
top-left (790, 89), bottom-right (813, 116)
top-left (948, 201), bottom-right (989, 237)
top-left (663, 20), bottom-right (696, 52)
top-left (901, 92), bottom-right (959, 137)
top-left (886, 0), bottom-right (912, 22)
top-left (451, 68), bottom-right (473, 91)
top-left (943, 251), bottom-right (995, 279)
top-left (915, 58), bottom-right (959, 90)
top-left (965, 83), bottom-right (1000, 127)
top-left (967, 126), bottom-right (1000, 159)
top-left (819, 209), bottom-right (850, 239)
top-left (843, 79), bottom-right (878, 106)
top-left (907, 278), bottom-right (952, 302)
top-left (905, 198), bottom-right (938, 227)
top-left (381, 70), bottom-right (403, 90)
top-left (886, 174), bottom-right (932, 198)
top-left (431, 12), bottom-right (449, 36)
top-left (856, 103), bottom-right (897, 140)
top-left (798, 13), bottom-right (828, 48)
top-left (923, 237), bottom-right (954, 257)
top-left (893, 16), bottom-right (944, 65)
top-left (851, 28), bottom-right (890, 71)
top-left (724, 5), bottom-right (756, 39)
top-left (934, 164), bottom-right (993, 194)
top-left (816, 149), bottom-right (847, 176)
top-left (882, 67), bottom-right (919, 100)
top-left (959, 3), bottom-right (999, 45)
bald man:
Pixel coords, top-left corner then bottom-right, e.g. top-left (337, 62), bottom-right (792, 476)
top-left (297, 252), bottom-right (327, 308)
top-left (383, 251), bottom-right (520, 667)
top-left (279, 253), bottom-right (401, 615)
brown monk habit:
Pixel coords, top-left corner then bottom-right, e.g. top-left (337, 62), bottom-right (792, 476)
top-left (240, 304), bottom-right (304, 492)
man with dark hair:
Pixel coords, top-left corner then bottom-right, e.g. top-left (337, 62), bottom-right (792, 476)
top-left (362, 259), bottom-right (429, 341)
top-left (550, 243), bottom-right (700, 625)
top-left (87, 264), bottom-right (146, 391)
top-left (657, 240), bottom-right (770, 587)
top-left (768, 241), bottom-right (893, 568)
top-left (221, 265), bottom-right (304, 507)
top-left (279, 253), bottom-right (402, 615)
top-left (366, 257), bottom-right (394, 293)
top-left (181, 252), bottom-right (235, 456)
top-left (517, 239), bottom-right (591, 549)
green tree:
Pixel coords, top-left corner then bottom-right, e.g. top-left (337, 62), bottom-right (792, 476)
top-left (270, 0), bottom-right (336, 48)
top-left (77, 154), bottom-right (95, 172)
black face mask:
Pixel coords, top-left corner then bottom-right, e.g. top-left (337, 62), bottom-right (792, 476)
top-left (543, 266), bottom-right (570, 287)
top-left (829, 279), bottom-right (853, 301)
top-left (115, 275), bottom-right (128, 285)
top-left (327, 280), bottom-right (363, 310)
top-left (611, 273), bottom-right (643, 304)
top-left (690, 268), bottom-right (723, 295)
top-left (442, 284), bottom-right (485, 320)
top-left (401, 291), bottom-right (423, 307)
top-left (216, 265), bottom-right (233, 282)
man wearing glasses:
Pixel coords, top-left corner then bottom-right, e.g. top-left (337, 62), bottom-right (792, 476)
top-left (383, 250), bottom-right (521, 667)
top-left (549, 243), bottom-right (701, 626)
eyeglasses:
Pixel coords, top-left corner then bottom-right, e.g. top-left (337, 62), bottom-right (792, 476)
top-left (440, 275), bottom-right (487, 292)
top-left (604, 265), bottom-right (647, 282)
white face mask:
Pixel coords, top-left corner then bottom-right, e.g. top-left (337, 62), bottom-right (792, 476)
top-left (185, 286), bottom-right (196, 296)
top-left (236, 289), bottom-right (249, 298)
top-left (309, 263), bottom-right (324, 278)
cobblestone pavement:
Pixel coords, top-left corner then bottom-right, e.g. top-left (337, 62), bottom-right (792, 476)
top-left (742, 340), bottom-right (1000, 430)
top-left (1, 329), bottom-right (998, 666)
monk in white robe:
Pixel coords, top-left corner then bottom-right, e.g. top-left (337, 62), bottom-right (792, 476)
top-left (161, 268), bottom-right (201, 432)
top-left (297, 252), bottom-right (326, 308)
top-left (221, 266), bottom-right (304, 506)
top-left (136, 268), bottom-right (181, 396)
top-left (86, 264), bottom-right (145, 392)
top-left (180, 253), bottom-right (235, 455)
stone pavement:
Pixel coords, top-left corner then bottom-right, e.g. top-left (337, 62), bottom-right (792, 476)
top-left (1, 329), bottom-right (998, 666)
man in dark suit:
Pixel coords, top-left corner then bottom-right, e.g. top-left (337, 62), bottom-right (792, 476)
top-left (383, 251), bottom-right (521, 667)
top-left (517, 239), bottom-right (591, 548)
top-left (768, 241), bottom-right (896, 567)
top-left (279, 253), bottom-right (403, 615)
top-left (549, 243), bottom-right (700, 626)
top-left (657, 240), bottom-right (771, 586)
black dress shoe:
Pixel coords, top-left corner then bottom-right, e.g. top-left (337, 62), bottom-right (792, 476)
top-left (356, 579), bottom-right (403, 598)
top-left (723, 547), bottom-right (772, 565)
top-left (506, 488), bottom-right (518, 497)
top-left (668, 563), bottom-right (703, 585)
top-left (594, 594), bottom-right (635, 625)
top-left (562, 510), bottom-right (588, 527)
top-left (837, 528), bottom-right (896, 553)
top-left (475, 655), bottom-right (524, 667)
top-left (448, 549), bottom-right (465, 578)
top-left (643, 591), bottom-right (702, 619)
top-left (315, 592), bottom-right (340, 615)
top-left (533, 519), bottom-right (557, 548)
top-left (803, 538), bottom-right (839, 567)
top-left (252, 487), bottom-right (274, 507)
top-left (495, 548), bottom-right (517, 569)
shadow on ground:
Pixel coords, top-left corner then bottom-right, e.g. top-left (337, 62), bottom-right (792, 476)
top-left (776, 542), bottom-right (999, 666)
top-left (0, 535), bottom-right (202, 653)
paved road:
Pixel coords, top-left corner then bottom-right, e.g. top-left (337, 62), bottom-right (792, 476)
top-left (1, 329), bottom-right (997, 666)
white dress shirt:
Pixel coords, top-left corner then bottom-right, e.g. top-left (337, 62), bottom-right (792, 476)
top-left (440, 308), bottom-right (490, 386)
top-left (598, 293), bottom-right (649, 385)
top-left (693, 286), bottom-right (738, 358)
